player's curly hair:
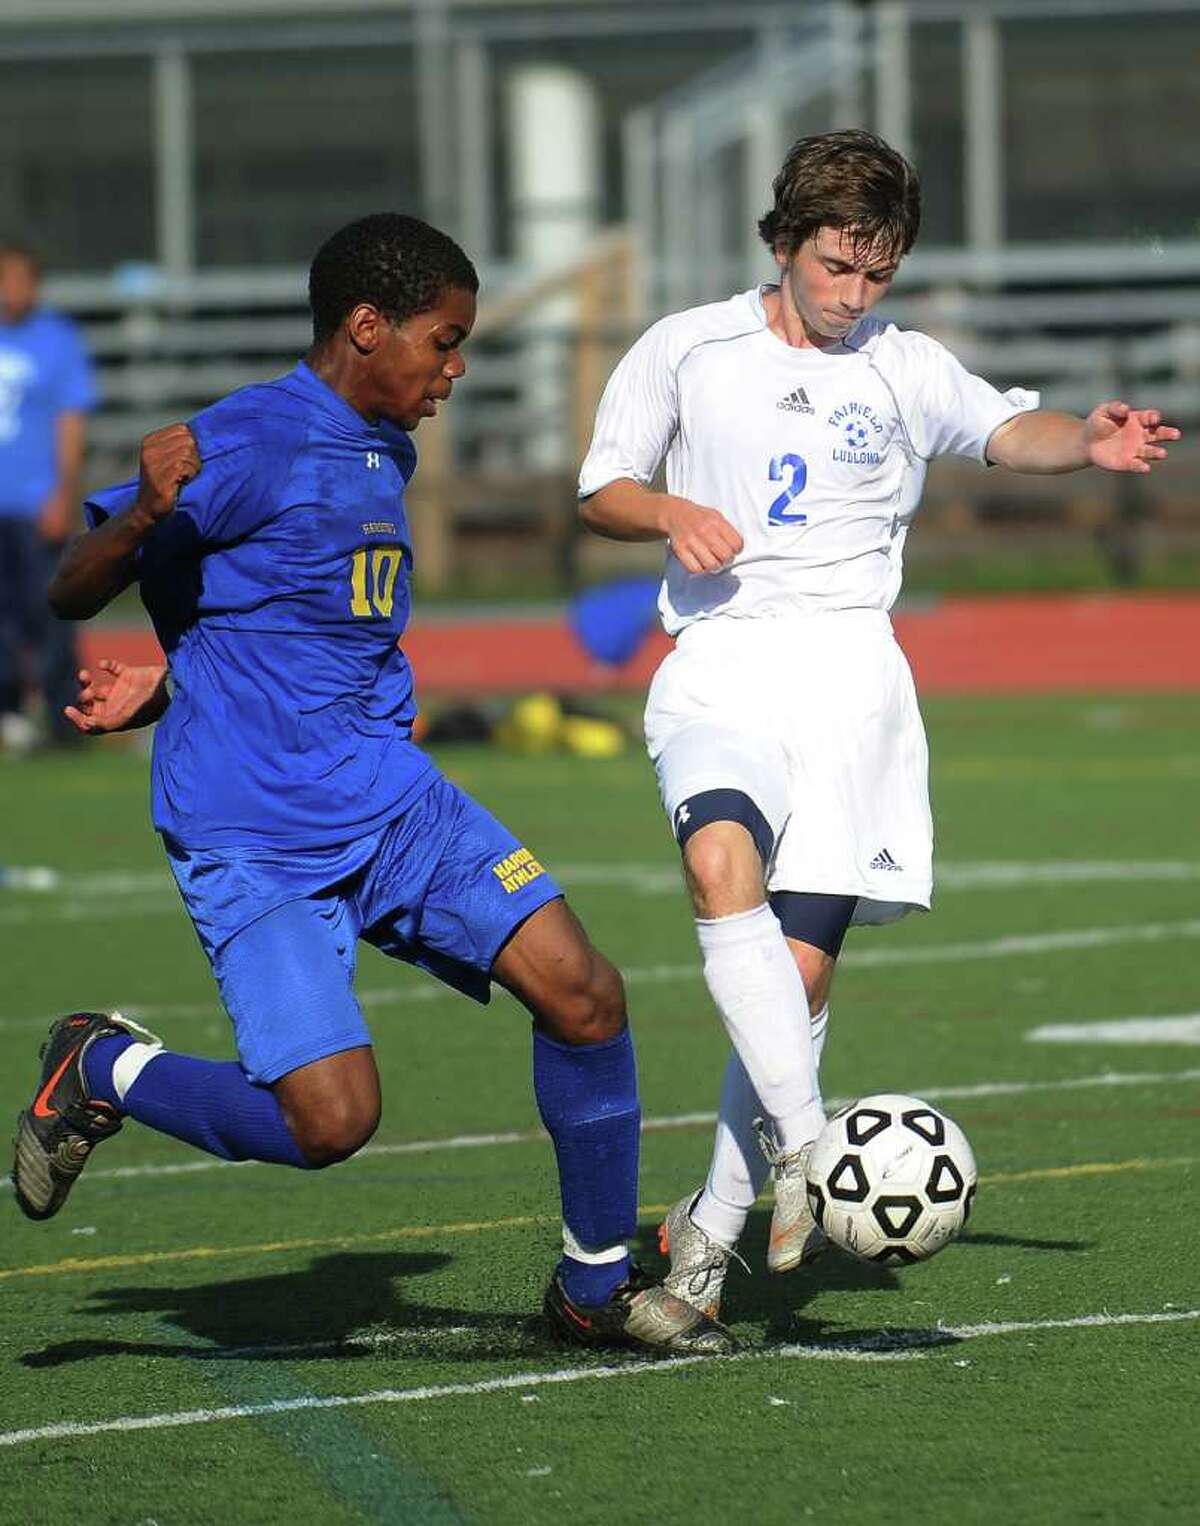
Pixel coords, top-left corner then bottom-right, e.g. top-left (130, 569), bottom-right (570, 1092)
top-left (308, 213), bottom-right (478, 344)
top-left (758, 130), bottom-right (921, 261)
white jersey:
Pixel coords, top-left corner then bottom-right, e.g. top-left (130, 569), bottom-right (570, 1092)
top-left (579, 285), bottom-right (1038, 635)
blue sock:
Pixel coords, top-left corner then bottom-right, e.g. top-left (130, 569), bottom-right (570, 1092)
top-left (85, 1035), bottom-right (310, 1169)
top-left (532, 1025), bottom-right (639, 1306)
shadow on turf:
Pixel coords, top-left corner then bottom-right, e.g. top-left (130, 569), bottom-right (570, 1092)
top-left (20, 1250), bottom-right (561, 1369)
top-left (957, 1231), bottom-right (1091, 1252)
top-left (22, 1220), bottom-right (1094, 1371)
top-left (633, 1211), bottom-right (903, 1346)
top-left (631, 1208), bottom-right (1090, 1352)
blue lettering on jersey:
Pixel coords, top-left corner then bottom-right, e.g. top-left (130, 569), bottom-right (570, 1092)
top-left (826, 400), bottom-right (888, 468)
top-left (84, 362), bottom-right (438, 850)
top-left (825, 399), bottom-right (886, 436)
top-left (767, 453), bottom-right (808, 525)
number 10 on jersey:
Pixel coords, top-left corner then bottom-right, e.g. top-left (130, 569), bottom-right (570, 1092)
top-left (768, 453), bottom-right (808, 525)
top-left (350, 545), bottom-right (404, 617)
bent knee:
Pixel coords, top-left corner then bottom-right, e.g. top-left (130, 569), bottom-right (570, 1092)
top-left (683, 823), bottom-right (765, 916)
top-left (291, 1100), bottom-right (380, 1168)
top-left (684, 832), bottom-right (742, 889)
top-left (545, 951), bottom-right (627, 1045)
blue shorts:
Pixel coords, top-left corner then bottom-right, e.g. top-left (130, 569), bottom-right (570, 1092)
top-left (165, 776), bottom-right (563, 1083)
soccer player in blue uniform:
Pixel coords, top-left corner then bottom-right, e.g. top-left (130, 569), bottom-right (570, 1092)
top-left (10, 213), bottom-right (731, 1357)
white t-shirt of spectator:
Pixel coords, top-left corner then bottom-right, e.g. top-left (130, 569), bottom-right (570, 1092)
top-left (579, 285), bottom-right (1039, 635)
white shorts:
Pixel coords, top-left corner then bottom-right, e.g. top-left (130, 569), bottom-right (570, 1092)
top-left (643, 609), bottom-right (932, 925)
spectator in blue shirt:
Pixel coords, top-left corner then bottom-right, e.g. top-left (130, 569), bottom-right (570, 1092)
top-left (0, 239), bottom-right (97, 748)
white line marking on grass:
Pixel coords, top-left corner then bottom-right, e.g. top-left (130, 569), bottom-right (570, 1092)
top-left (2, 1066), bottom-right (1197, 1195)
top-left (842, 919), bottom-right (1200, 969)
top-left (4, 860), bottom-right (1200, 925)
top-left (211, 1328), bottom-right (476, 1360)
top-left (6, 918), bottom-right (1200, 1034)
top-left (1028, 1015), bottom-right (1200, 1046)
top-left (894, 1067), bottom-right (1200, 1102)
top-left (918, 1310), bottom-right (1199, 1342)
top-left (0, 1309), bottom-right (1194, 1449)
top-left (934, 860), bottom-right (1200, 889)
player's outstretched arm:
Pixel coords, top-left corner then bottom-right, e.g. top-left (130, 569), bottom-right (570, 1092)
top-left (581, 477), bottom-right (744, 574)
top-left (49, 423), bottom-right (201, 620)
top-left (64, 659), bottom-right (171, 735)
top-left (986, 403), bottom-right (1181, 476)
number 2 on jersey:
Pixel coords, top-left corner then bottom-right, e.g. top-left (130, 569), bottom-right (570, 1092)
top-left (768, 453), bottom-right (808, 525)
top-left (350, 546), bottom-right (404, 617)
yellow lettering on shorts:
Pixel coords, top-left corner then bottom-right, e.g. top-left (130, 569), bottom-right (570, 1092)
top-left (492, 846), bottom-right (546, 894)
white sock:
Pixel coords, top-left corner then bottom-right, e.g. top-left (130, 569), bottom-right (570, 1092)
top-left (810, 1002), bottom-right (830, 1107)
top-left (691, 1049), bottom-right (771, 1248)
top-left (692, 996), bottom-right (834, 1249)
top-left (111, 1040), bottom-right (163, 1104)
top-left (695, 904), bottom-right (824, 1152)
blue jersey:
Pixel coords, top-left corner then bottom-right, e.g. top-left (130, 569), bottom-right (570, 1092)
top-left (0, 308), bottom-right (97, 518)
top-left (85, 362), bottom-right (439, 850)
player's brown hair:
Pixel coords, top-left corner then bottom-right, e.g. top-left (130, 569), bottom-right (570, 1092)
top-left (758, 129), bottom-right (921, 261)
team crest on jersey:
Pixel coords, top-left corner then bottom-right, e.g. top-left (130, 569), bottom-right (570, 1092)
top-left (827, 400), bottom-right (886, 466)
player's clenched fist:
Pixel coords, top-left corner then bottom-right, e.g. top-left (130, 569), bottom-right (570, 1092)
top-left (662, 496), bottom-right (744, 575)
top-left (136, 423), bottom-right (201, 521)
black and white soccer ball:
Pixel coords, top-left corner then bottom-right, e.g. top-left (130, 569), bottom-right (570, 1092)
top-left (805, 1094), bottom-right (977, 1264)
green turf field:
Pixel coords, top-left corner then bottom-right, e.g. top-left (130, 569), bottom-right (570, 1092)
top-left (1, 693), bottom-right (1198, 1526)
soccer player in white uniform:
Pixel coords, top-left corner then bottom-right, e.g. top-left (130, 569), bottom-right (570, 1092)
top-left (577, 130), bottom-right (1179, 1319)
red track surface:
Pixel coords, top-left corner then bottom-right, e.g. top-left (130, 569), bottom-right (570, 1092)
top-left (81, 593), bottom-right (1200, 695)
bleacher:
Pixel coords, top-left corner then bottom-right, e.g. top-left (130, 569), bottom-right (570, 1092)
top-left (14, 0), bottom-right (1199, 590)
top-left (46, 231), bottom-right (1199, 594)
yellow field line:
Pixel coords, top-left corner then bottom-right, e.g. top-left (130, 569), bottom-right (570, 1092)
top-left (2, 1155), bottom-right (1194, 1284)
top-left (0, 1213), bottom-right (553, 1282)
top-left (978, 1155), bottom-right (1197, 1186)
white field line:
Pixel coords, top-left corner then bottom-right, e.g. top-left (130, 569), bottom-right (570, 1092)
top-left (841, 918), bottom-right (1200, 969)
top-left (1028, 1015), bottom-right (1200, 1046)
top-left (2, 1064), bottom-right (1197, 1193)
top-left (3, 858), bottom-right (1200, 925)
top-left (935, 860), bottom-right (1200, 889)
top-left (213, 1328), bottom-right (477, 1360)
top-left (5, 917), bottom-right (1200, 1035)
top-left (0, 1308), bottom-right (1194, 1450)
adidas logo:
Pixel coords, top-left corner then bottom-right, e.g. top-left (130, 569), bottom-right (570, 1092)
top-left (777, 387), bottom-right (814, 414)
top-left (869, 848), bottom-right (902, 872)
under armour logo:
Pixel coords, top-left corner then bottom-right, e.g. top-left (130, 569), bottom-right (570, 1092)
top-left (366, 452), bottom-right (381, 470)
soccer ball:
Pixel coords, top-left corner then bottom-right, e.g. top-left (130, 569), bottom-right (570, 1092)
top-left (805, 1094), bottom-right (977, 1264)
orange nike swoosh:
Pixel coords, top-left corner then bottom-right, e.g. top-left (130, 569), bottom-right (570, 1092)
top-left (32, 1045), bottom-right (84, 1119)
top-left (562, 1301), bottom-right (592, 1330)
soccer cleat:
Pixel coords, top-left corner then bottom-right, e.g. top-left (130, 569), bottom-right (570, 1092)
top-left (544, 1262), bottom-right (737, 1356)
top-left (657, 1192), bottom-right (747, 1320)
top-left (754, 1118), bottom-right (829, 1273)
top-left (12, 1011), bottom-right (158, 1221)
